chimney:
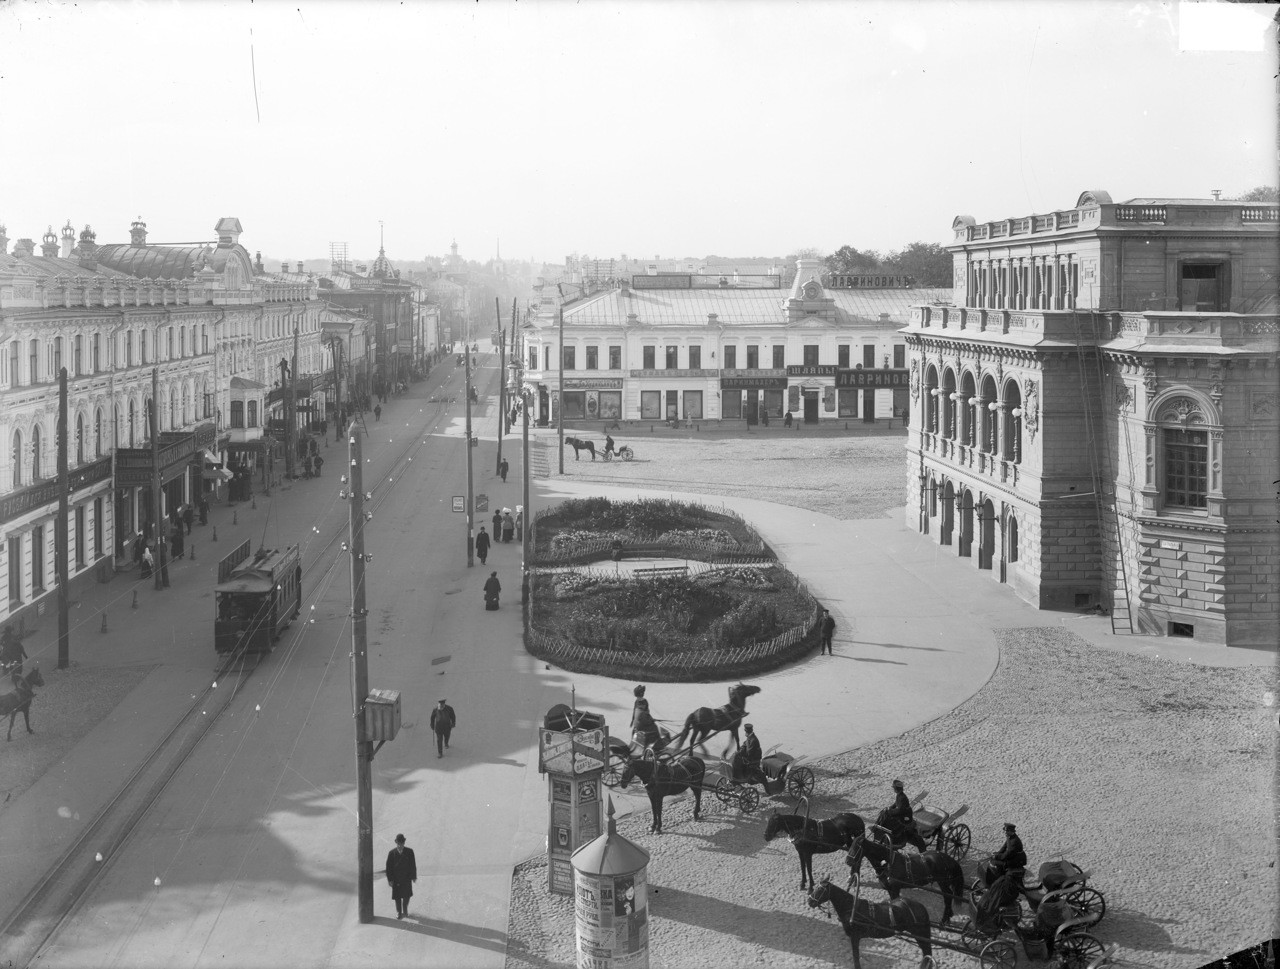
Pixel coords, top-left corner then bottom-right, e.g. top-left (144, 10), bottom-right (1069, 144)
top-left (282, 262), bottom-right (289, 273)
top-left (60, 220), bottom-right (75, 257)
top-left (77, 225), bottom-right (97, 269)
top-left (13, 237), bottom-right (36, 258)
top-left (41, 226), bottom-right (59, 257)
top-left (0, 223), bottom-right (8, 255)
top-left (130, 217), bottom-right (148, 246)
top-left (619, 278), bottom-right (630, 297)
top-left (254, 251), bottom-right (264, 273)
top-left (296, 261), bottom-right (304, 274)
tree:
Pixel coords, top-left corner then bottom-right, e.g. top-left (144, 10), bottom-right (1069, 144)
top-left (882, 242), bottom-right (952, 287)
top-left (824, 246), bottom-right (884, 275)
top-left (1232, 185), bottom-right (1278, 202)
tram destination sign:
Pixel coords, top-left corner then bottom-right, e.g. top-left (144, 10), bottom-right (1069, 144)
top-left (835, 368), bottom-right (910, 388)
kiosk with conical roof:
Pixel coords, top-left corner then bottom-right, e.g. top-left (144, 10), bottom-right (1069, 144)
top-left (570, 797), bottom-right (651, 969)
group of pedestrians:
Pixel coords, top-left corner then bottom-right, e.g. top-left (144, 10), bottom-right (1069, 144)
top-left (476, 508), bottom-right (521, 566)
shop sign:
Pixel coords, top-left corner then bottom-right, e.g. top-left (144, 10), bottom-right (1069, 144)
top-left (627, 369), bottom-right (718, 379)
top-left (720, 375), bottom-right (788, 389)
top-left (0, 455), bottom-right (112, 526)
top-left (563, 378), bottom-right (624, 390)
top-left (835, 368), bottom-right (910, 388)
top-left (785, 365), bottom-right (837, 377)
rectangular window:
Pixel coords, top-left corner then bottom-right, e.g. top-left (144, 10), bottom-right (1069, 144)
top-left (543, 346), bottom-right (551, 370)
top-left (8, 535), bottom-right (22, 604)
top-left (248, 401), bottom-right (259, 427)
top-left (32, 525), bottom-right (45, 592)
top-left (688, 346), bottom-right (701, 369)
top-left (608, 346), bottom-right (621, 369)
top-left (1164, 429), bottom-right (1208, 509)
top-left (529, 346), bottom-right (537, 370)
top-left (166, 328), bottom-right (173, 360)
top-left (723, 346), bottom-right (737, 369)
top-left (94, 497), bottom-right (103, 559)
top-left (75, 505), bottom-right (86, 568)
top-left (30, 340), bottom-right (39, 383)
top-left (722, 390), bottom-right (742, 419)
top-left (665, 346), bottom-right (678, 370)
top-left (773, 346), bottom-right (786, 368)
top-left (141, 331), bottom-right (148, 364)
top-left (665, 390), bottom-right (679, 420)
top-left (640, 390), bottom-right (661, 419)
top-left (9, 343), bottom-right (18, 387)
top-left (585, 346), bottom-right (599, 370)
top-left (746, 345), bottom-right (759, 369)
top-left (642, 346), bottom-right (656, 369)
top-left (231, 400), bottom-right (245, 428)
top-left (803, 345), bottom-right (819, 367)
top-left (92, 334), bottom-right (100, 372)
top-left (683, 390), bottom-right (703, 420)
top-left (838, 345), bottom-right (850, 369)
top-left (562, 346), bottom-right (576, 370)
top-left (863, 345), bottom-right (876, 368)
top-left (893, 345), bottom-right (905, 368)
top-left (1179, 262), bottom-right (1228, 312)
top-left (598, 391), bottom-right (622, 420)
top-left (53, 337), bottom-right (62, 376)
top-left (838, 388), bottom-right (859, 417)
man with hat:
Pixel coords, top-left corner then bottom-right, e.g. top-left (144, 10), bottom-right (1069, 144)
top-left (986, 822), bottom-right (1027, 886)
top-left (385, 834), bottom-right (417, 919)
top-left (885, 779), bottom-right (926, 851)
top-left (430, 698), bottom-right (457, 758)
top-left (732, 723), bottom-right (766, 786)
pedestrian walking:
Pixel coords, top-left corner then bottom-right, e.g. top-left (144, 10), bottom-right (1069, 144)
top-left (430, 699), bottom-right (456, 757)
top-left (492, 510), bottom-right (502, 537)
top-left (499, 457), bottom-right (509, 483)
top-left (141, 544), bottom-right (155, 578)
top-left (313, 454), bottom-right (324, 477)
top-left (385, 834), bottom-right (417, 918)
top-left (475, 526), bottom-right (490, 565)
top-left (501, 510), bottom-right (514, 543)
top-left (182, 504), bottom-right (194, 535)
top-left (820, 608), bottom-right (836, 655)
top-left (483, 571), bottom-right (501, 611)
top-left (374, 404), bottom-right (382, 422)
top-left (170, 518), bottom-right (185, 560)
top-left (198, 497), bottom-right (209, 526)
top-left (514, 506), bottom-right (523, 542)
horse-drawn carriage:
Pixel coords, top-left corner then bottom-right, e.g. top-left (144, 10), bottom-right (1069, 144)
top-left (912, 801), bottom-right (972, 859)
top-left (715, 748), bottom-right (816, 813)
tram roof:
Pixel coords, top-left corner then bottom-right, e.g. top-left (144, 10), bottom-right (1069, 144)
top-left (214, 571), bottom-right (276, 595)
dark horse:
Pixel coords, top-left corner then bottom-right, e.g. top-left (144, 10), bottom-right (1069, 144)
top-left (808, 876), bottom-right (933, 969)
top-left (846, 825), bottom-right (966, 924)
top-left (673, 682), bottom-right (761, 757)
top-left (563, 437), bottom-right (596, 461)
top-left (618, 753), bottom-right (705, 834)
top-left (764, 810), bottom-right (866, 891)
top-left (1, 666), bottom-right (45, 741)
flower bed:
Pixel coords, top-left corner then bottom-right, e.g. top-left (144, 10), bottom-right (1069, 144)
top-left (532, 498), bottom-right (760, 562)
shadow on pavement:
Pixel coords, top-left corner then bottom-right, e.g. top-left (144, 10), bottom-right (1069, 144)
top-left (1104, 905), bottom-right (1211, 957)
top-left (378, 914), bottom-right (507, 953)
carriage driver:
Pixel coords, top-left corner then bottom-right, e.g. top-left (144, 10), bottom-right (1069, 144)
top-left (733, 723), bottom-right (766, 785)
top-left (887, 779), bottom-right (918, 840)
top-left (984, 822), bottom-right (1028, 886)
top-left (604, 433), bottom-right (616, 458)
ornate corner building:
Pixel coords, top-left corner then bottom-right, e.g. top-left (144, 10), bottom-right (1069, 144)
top-left (902, 190), bottom-right (1279, 646)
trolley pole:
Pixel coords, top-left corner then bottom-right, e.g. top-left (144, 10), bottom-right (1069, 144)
top-left (56, 367), bottom-right (70, 669)
top-left (464, 343), bottom-right (475, 567)
top-left (348, 425), bottom-right (375, 923)
top-left (151, 367), bottom-right (169, 590)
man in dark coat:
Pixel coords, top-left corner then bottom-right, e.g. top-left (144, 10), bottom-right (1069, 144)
top-left (499, 457), bottom-right (509, 483)
top-left (483, 571), bottom-right (501, 610)
top-left (820, 608), bottom-right (836, 655)
top-left (429, 699), bottom-right (456, 757)
top-left (385, 834), bottom-right (417, 918)
top-left (885, 779), bottom-right (924, 849)
top-left (986, 822), bottom-right (1028, 885)
top-left (182, 504), bottom-right (194, 535)
top-left (732, 723), bottom-right (765, 785)
top-left (491, 510), bottom-right (502, 537)
top-left (170, 518), bottom-right (184, 560)
top-left (475, 526), bottom-right (490, 565)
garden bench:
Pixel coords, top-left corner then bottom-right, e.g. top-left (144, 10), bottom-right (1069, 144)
top-left (633, 565), bottom-right (689, 579)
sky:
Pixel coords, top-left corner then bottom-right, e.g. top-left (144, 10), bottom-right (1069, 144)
top-left (0, 0), bottom-right (1275, 268)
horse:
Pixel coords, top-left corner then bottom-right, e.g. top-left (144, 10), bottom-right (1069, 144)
top-left (1, 666), bottom-right (45, 741)
top-left (673, 682), bottom-right (761, 757)
top-left (875, 807), bottom-right (929, 852)
top-left (618, 752), bottom-right (705, 834)
top-left (563, 437), bottom-right (596, 461)
top-left (764, 810), bottom-right (866, 890)
top-left (846, 824), bottom-right (966, 924)
top-left (808, 876), bottom-right (933, 969)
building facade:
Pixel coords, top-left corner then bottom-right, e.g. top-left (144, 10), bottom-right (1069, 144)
top-left (320, 245), bottom-right (414, 395)
top-left (520, 258), bottom-right (949, 426)
top-left (902, 190), bottom-right (1279, 646)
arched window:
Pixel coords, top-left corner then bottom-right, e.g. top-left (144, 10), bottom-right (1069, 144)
top-left (114, 403), bottom-right (122, 450)
top-left (168, 389), bottom-right (177, 429)
top-left (1007, 512), bottom-right (1019, 563)
top-left (94, 408), bottom-right (103, 456)
top-left (925, 365), bottom-right (939, 433)
top-left (941, 369), bottom-right (957, 440)
top-left (8, 341), bottom-right (18, 387)
top-left (76, 413), bottom-right (86, 463)
top-left (75, 335), bottom-right (83, 375)
top-left (979, 375), bottom-right (999, 454)
top-left (11, 430), bottom-right (22, 487)
top-left (959, 372), bottom-right (977, 447)
top-left (31, 424), bottom-right (42, 480)
top-left (143, 398), bottom-right (153, 442)
top-left (92, 332), bottom-right (100, 372)
top-left (202, 325), bottom-right (209, 354)
top-left (1002, 380), bottom-right (1023, 463)
top-left (29, 339), bottom-right (39, 384)
top-left (166, 327), bottom-right (174, 360)
top-left (182, 386), bottom-right (191, 425)
top-left (128, 399), bottom-right (137, 447)
top-left (53, 336), bottom-right (63, 376)
top-left (1154, 394), bottom-right (1219, 512)
top-left (141, 330), bottom-right (149, 364)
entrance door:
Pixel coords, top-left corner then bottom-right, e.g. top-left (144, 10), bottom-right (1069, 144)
top-left (862, 389), bottom-right (876, 422)
top-left (665, 391), bottom-right (679, 421)
top-left (745, 391), bottom-right (758, 425)
top-left (803, 392), bottom-right (819, 424)
top-left (978, 498), bottom-right (995, 569)
top-left (959, 490), bottom-right (974, 557)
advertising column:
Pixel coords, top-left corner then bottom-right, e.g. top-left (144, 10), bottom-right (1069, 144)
top-left (539, 704), bottom-right (608, 895)
top-left (570, 798), bottom-right (650, 969)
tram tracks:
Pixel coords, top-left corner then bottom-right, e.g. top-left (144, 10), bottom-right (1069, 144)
top-left (0, 367), bottom-right (488, 967)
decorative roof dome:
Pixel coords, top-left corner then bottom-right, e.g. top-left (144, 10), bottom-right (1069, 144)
top-left (371, 246), bottom-right (392, 278)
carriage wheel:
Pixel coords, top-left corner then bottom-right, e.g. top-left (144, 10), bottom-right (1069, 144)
top-left (739, 787), bottom-right (760, 813)
top-left (602, 766), bottom-right (622, 788)
top-left (941, 822), bottom-right (972, 860)
top-left (714, 777), bottom-right (736, 805)
top-left (785, 767), bottom-right (815, 799)
top-left (979, 939), bottom-right (1018, 969)
top-left (1057, 933), bottom-right (1106, 969)
top-left (960, 925), bottom-right (987, 951)
top-left (1065, 886), bottom-right (1106, 926)
top-left (621, 448), bottom-right (634, 461)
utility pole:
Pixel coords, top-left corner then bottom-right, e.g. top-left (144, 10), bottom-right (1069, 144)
top-left (289, 325), bottom-right (300, 475)
top-left (348, 426), bottom-right (374, 923)
top-left (557, 305), bottom-right (564, 475)
top-left (151, 367), bottom-right (169, 590)
top-left (464, 343), bottom-right (475, 567)
top-left (522, 379), bottom-right (531, 605)
top-left (330, 336), bottom-right (343, 443)
top-left (495, 297), bottom-right (504, 475)
top-left (56, 367), bottom-right (70, 668)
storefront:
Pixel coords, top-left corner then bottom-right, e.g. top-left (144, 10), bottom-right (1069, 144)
top-left (562, 377), bottom-right (624, 422)
top-left (630, 369), bottom-right (717, 422)
top-left (785, 366), bottom-right (837, 423)
top-left (834, 368), bottom-right (910, 422)
top-left (114, 422), bottom-right (216, 533)
top-left (719, 372), bottom-right (787, 424)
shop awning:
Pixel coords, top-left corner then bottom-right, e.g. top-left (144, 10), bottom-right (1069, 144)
top-left (204, 467), bottom-right (234, 483)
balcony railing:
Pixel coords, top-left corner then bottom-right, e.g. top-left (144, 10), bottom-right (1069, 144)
top-left (1115, 205), bottom-right (1167, 223)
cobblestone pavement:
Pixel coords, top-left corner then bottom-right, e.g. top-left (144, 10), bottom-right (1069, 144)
top-left (507, 428), bottom-right (1278, 969)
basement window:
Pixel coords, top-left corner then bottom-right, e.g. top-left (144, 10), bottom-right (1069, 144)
top-left (1168, 621), bottom-right (1195, 638)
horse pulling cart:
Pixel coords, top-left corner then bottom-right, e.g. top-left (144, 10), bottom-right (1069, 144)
top-left (715, 749), bottom-right (816, 814)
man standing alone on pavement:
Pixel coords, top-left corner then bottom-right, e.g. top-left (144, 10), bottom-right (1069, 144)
top-left (385, 834), bottom-right (417, 919)
top-left (475, 526), bottom-right (490, 565)
top-left (499, 457), bottom-right (509, 483)
top-left (820, 608), bottom-right (836, 655)
top-left (430, 699), bottom-right (456, 758)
